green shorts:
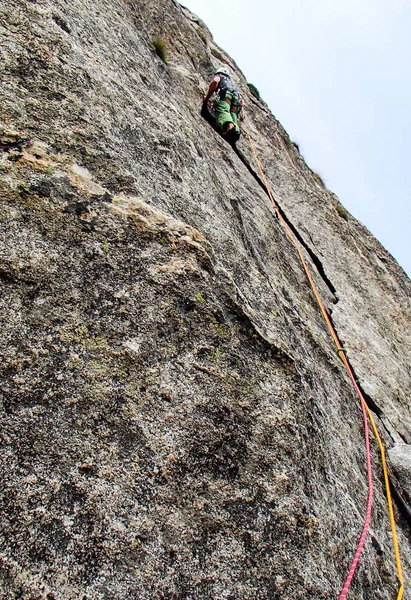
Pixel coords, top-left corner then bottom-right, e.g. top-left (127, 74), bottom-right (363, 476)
top-left (215, 92), bottom-right (240, 134)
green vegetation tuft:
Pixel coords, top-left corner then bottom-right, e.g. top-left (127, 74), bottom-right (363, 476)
top-left (46, 164), bottom-right (57, 175)
top-left (336, 203), bottom-right (349, 221)
top-left (17, 182), bottom-right (30, 194)
top-left (209, 346), bottom-right (225, 364)
top-left (210, 47), bottom-right (225, 62)
top-left (156, 234), bottom-right (168, 246)
top-left (196, 28), bottom-right (207, 44)
top-left (285, 137), bottom-right (302, 156)
top-left (313, 172), bottom-right (325, 187)
top-left (248, 83), bottom-right (260, 100)
top-left (195, 292), bottom-right (206, 304)
top-left (153, 38), bottom-right (168, 65)
top-left (209, 316), bottom-right (230, 339)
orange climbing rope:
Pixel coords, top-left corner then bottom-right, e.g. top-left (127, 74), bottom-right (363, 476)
top-left (364, 404), bottom-right (404, 600)
top-left (244, 130), bottom-right (404, 600)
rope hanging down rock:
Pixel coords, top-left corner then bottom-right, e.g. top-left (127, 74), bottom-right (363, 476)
top-left (244, 130), bottom-right (404, 600)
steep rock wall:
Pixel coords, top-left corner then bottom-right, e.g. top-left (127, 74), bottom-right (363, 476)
top-left (0, 1), bottom-right (410, 599)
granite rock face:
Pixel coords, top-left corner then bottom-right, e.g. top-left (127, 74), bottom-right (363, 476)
top-left (1, 1), bottom-right (411, 599)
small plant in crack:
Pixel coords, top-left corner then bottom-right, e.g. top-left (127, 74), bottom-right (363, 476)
top-left (153, 38), bottom-right (168, 65)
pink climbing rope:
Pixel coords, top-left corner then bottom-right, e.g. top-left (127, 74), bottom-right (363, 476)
top-left (244, 130), bottom-right (375, 599)
top-left (337, 363), bottom-right (374, 600)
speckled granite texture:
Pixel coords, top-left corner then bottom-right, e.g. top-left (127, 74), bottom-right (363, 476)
top-left (0, 1), bottom-right (410, 598)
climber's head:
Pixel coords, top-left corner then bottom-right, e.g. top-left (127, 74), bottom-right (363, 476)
top-left (215, 66), bottom-right (230, 78)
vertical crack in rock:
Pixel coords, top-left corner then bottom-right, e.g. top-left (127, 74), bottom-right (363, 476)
top-left (232, 140), bottom-right (411, 536)
top-left (387, 472), bottom-right (411, 531)
top-left (233, 144), bottom-right (338, 299)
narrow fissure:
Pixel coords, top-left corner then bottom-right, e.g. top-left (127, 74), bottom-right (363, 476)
top-left (232, 144), bottom-right (337, 299)
top-left (388, 476), bottom-right (411, 532)
top-left (398, 430), bottom-right (410, 445)
top-left (317, 293), bottom-right (410, 528)
top-left (231, 135), bottom-right (411, 532)
top-left (202, 115), bottom-right (409, 527)
top-left (231, 138), bottom-right (391, 428)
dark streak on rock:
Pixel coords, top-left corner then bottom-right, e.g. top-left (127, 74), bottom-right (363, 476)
top-left (52, 14), bottom-right (71, 34)
top-left (233, 144), bottom-right (338, 299)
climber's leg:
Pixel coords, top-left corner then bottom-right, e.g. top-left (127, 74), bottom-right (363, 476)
top-left (230, 111), bottom-right (239, 134)
top-left (230, 97), bottom-right (240, 134)
top-left (215, 97), bottom-right (234, 134)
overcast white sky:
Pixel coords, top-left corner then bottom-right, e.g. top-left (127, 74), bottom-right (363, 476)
top-left (182, 0), bottom-right (411, 277)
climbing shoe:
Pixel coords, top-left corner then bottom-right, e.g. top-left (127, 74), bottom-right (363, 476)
top-left (225, 128), bottom-right (241, 144)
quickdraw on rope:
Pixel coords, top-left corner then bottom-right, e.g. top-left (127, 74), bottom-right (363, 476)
top-left (244, 130), bottom-right (404, 600)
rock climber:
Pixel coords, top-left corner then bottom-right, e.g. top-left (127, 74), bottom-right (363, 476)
top-left (203, 66), bottom-right (244, 142)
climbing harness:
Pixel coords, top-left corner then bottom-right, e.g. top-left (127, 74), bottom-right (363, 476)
top-left (244, 130), bottom-right (404, 600)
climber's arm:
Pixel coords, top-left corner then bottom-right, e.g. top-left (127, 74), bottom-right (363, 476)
top-left (203, 76), bottom-right (220, 105)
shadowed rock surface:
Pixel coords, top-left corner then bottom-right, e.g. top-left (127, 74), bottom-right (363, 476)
top-left (0, 1), bottom-right (410, 598)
